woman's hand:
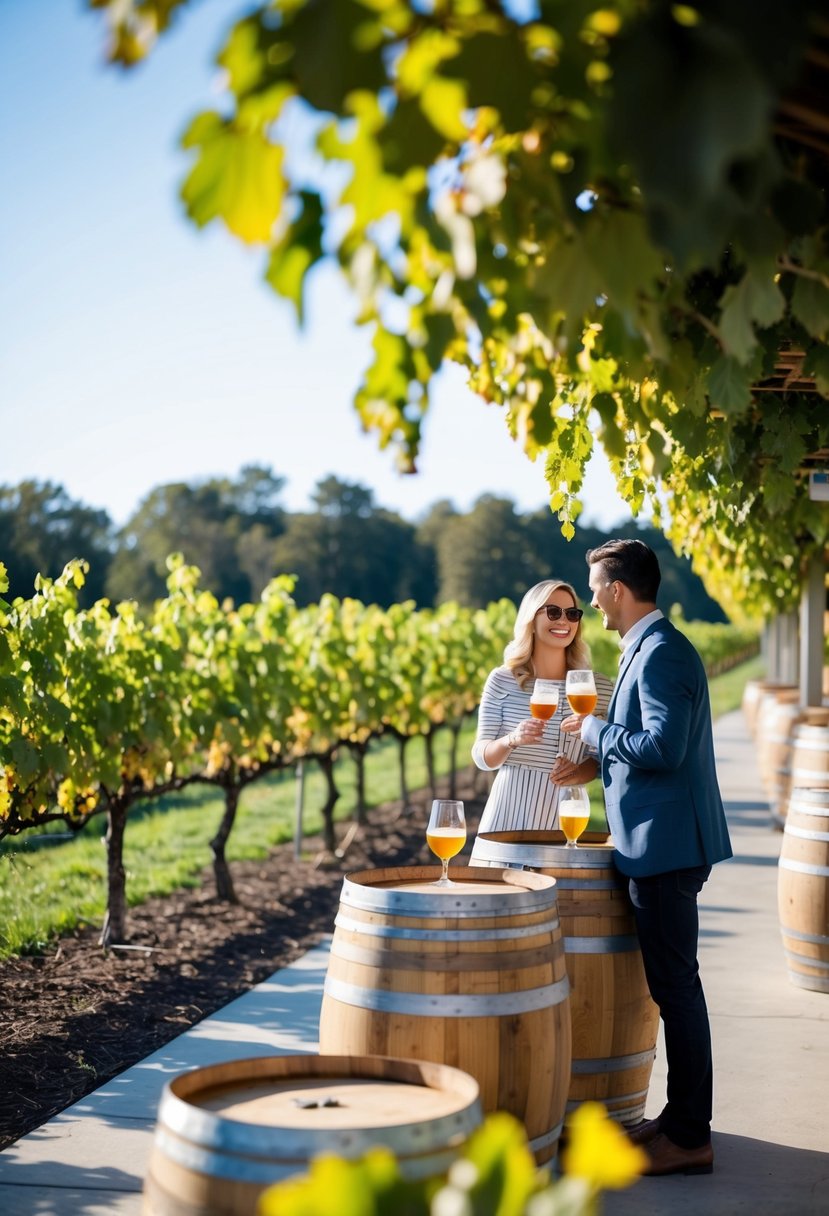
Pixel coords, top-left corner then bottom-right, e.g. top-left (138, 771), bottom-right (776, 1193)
top-left (509, 717), bottom-right (545, 747)
top-left (549, 756), bottom-right (599, 787)
top-left (559, 713), bottom-right (585, 736)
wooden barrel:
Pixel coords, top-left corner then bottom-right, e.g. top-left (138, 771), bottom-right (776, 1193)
top-left (773, 709), bottom-right (829, 827)
top-left (143, 1054), bottom-right (482, 1214)
top-left (470, 832), bottom-right (659, 1127)
top-left (318, 866), bottom-right (571, 1164)
top-left (742, 680), bottom-right (798, 737)
top-left (755, 691), bottom-right (801, 817)
top-left (790, 723), bottom-right (829, 792)
top-left (778, 788), bottom-right (829, 993)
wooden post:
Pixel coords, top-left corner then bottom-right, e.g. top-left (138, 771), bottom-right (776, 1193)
top-left (293, 761), bottom-right (305, 860)
top-left (800, 552), bottom-right (826, 707)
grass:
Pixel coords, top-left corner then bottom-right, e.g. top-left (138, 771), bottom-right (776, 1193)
top-left (0, 658), bottom-right (764, 959)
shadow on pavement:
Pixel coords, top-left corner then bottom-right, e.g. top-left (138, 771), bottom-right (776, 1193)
top-left (605, 1132), bottom-right (829, 1216)
top-left (728, 854), bottom-right (779, 867)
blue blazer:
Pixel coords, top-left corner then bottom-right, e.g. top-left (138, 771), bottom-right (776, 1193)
top-left (596, 618), bottom-right (733, 878)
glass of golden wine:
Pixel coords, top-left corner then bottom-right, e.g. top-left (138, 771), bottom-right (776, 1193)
top-left (427, 799), bottom-right (467, 886)
top-left (566, 669), bottom-right (598, 716)
top-left (559, 785), bottom-right (590, 849)
top-left (530, 678), bottom-right (559, 721)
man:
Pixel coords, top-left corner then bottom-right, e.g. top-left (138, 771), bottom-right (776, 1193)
top-left (561, 538), bottom-right (732, 1176)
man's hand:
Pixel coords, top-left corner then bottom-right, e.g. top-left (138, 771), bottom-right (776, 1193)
top-left (550, 755), bottom-right (599, 786)
top-left (559, 713), bottom-right (586, 736)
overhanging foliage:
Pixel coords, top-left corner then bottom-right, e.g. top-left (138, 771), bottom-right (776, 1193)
top-left (88, 0), bottom-right (829, 616)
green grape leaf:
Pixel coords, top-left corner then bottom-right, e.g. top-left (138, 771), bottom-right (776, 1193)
top-left (181, 113), bottom-right (285, 243)
top-left (719, 269), bottom-right (786, 363)
top-left (264, 193), bottom-right (325, 322)
top-left (285, 0), bottom-right (389, 115)
top-left (451, 29), bottom-right (534, 132)
top-left (802, 344), bottom-right (829, 397)
top-left (791, 274), bottom-right (829, 341)
top-left (706, 356), bottom-right (752, 414)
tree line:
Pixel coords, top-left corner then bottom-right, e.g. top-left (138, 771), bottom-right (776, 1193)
top-left (0, 467), bottom-right (727, 621)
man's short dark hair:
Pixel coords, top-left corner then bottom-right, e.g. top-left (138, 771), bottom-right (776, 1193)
top-left (586, 539), bottom-right (661, 603)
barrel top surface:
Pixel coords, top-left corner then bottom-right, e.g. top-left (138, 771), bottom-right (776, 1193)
top-left (188, 1077), bottom-right (468, 1128)
top-left (340, 867), bottom-right (559, 914)
top-left (375, 879), bottom-right (521, 895)
top-left (158, 1056), bottom-right (481, 1161)
top-left (473, 833), bottom-right (619, 869)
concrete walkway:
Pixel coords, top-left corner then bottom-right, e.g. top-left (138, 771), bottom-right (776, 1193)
top-left (1, 709), bottom-right (827, 1215)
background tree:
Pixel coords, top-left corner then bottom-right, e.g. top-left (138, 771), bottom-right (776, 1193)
top-left (106, 464), bottom-right (286, 603)
top-left (272, 476), bottom-right (435, 605)
top-left (432, 494), bottom-right (539, 607)
top-left (0, 469), bottom-right (724, 617)
top-left (0, 481), bottom-right (113, 604)
top-left (86, 0), bottom-right (829, 618)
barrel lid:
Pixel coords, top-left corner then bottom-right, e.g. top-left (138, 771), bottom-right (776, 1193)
top-left (340, 865), bottom-right (559, 914)
top-left (157, 1055), bottom-right (481, 1157)
top-left (473, 833), bottom-right (617, 870)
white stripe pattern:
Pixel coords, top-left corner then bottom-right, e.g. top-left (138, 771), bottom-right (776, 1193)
top-left (471, 667), bottom-right (614, 832)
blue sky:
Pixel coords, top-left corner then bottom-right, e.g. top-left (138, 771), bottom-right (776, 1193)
top-left (0, 0), bottom-right (631, 529)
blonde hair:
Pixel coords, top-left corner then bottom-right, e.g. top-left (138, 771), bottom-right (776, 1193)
top-left (504, 579), bottom-right (591, 689)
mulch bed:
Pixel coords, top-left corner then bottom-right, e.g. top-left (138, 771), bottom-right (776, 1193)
top-left (0, 773), bottom-right (487, 1152)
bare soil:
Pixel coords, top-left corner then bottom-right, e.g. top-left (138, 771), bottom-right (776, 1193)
top-left (0, 775), bottom-right (486, 1152)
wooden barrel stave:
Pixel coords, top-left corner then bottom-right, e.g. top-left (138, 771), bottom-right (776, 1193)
top-left (319, 866), bottom-right (571, 1163)
top-left (742, 680), bottom-right (799, 737)
top-left (778, 788), bottom-right (829, 992)
top-left (144, 1054), bottom-right (482, 1215)
top-left (470, 833), bottom-right (659, 1127)
top-left (789, 723), bottom-right (829, 793)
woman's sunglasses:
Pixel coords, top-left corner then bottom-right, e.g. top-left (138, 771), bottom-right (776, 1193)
top-left (535, 605), bottom-right (584, 623)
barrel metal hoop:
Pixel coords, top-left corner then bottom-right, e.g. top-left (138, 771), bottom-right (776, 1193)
top-left (550, 878), bottom-right (619, 890)
top-left (780, 925), bottom-right (829, 945)
top-left (782, 947), bottom-right (829, 970)
top-left (472, 843), bottom-right (617, 871)
top-left (323, 974), bottom-right (571, 1016)
top-left (566, 1087), bottom-right (649, 1113)
top-left (787, 801), bottom-right (829, 818)
top-left (779, 858), bottom-right (829, 877)
top-left (328, 937), bottom-right (562, 972)
top-left (570, 1048), bottom-right (656, 1074)
top-left (528, 1122), bottom-right (564, 1153)
top-left (783, 825), bottom-right (829, 842)
top-left (333, 912), bottom-right (561, 942)
top-left (153, 1129), bottom-right (296, 1185)
top-left (786, 971), bottom-right (829, 992)
top-left (340, 880), bottom-right (558, 917)
top-left (563, 934), bottom-right (640, 954)
top-left (790, 768), bottom-right (829, 783)
top-left (792, 737), bottom-right (829, 751)
top-left (153, 1127), bottom-right (461, 1185)
top-left (156, 1086), bottom-right (481, 1160)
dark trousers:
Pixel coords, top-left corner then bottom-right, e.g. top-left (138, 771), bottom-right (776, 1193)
top-left (628, 865), bottom-right (713, 1149)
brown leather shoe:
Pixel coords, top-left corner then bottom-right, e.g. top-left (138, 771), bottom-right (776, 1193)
top-left (643, 1133), bottom-right (714, 1176)
top-left (626, 1117), bottom-right (662, 1146)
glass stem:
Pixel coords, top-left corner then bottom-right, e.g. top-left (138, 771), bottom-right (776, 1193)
top-left (441, 858), bottom-right (449, 882)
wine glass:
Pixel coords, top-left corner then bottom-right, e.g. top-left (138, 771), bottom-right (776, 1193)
top-left (427, 799), bottom-right (467, 886)
top-left (566, 669), bottom-right (597, 716)
top-left (530, 678), bottom-right (559, 721)
top-left (559, 785), bottom-right (590, 849)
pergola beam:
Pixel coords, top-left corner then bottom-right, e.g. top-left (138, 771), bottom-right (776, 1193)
top-left (799, 551), bottom-right (826, 706)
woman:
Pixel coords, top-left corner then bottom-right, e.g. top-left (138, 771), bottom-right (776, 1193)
top-left (471, 579), bottom-right (613, 833)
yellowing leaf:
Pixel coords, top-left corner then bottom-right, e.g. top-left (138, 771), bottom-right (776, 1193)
top-left (420, 77), bottom-right (468, 142)
top-left (181, 113), bottom-right (285, 243)
top-left (561, 1101), bottom-right (647, 1188)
